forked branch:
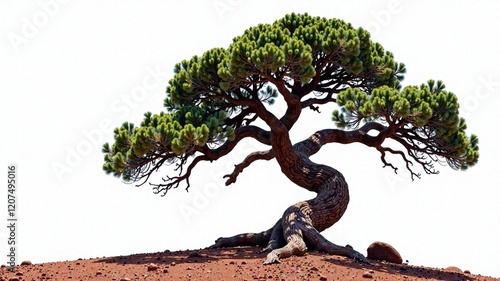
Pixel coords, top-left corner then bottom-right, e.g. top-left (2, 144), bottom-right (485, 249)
top-left (376, 145), bottom-right (421, 180)
top-left (151, 155), bottom-right (210, 196)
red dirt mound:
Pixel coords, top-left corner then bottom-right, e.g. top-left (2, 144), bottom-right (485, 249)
top-left (1, 246), bottom-right (498, 281)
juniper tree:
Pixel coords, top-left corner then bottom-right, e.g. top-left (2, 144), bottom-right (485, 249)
top-left (102, 13), bottom-right (479, 264)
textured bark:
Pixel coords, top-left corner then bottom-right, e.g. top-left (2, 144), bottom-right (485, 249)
top-left (210, 127), bottom-right (373, 264)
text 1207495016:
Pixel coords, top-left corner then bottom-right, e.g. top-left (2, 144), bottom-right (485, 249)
top-left (7, 165), bottom-right (17, 270)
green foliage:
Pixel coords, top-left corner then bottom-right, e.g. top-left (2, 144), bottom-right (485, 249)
top-left (166, 12), bottom-right (404, 109)
top-left (102, 107), bottom-right (235, 181)
top-left (102, 13), bottom-right (478, 189)
top-left (332, 80), bottom-right (479, 170)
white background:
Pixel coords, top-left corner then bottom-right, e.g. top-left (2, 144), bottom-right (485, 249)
top-left (1, 0), bottom-right (499, 278)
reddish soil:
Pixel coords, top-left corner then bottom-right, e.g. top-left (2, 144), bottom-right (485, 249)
top-left (1, 246), bottom-right (498, 281)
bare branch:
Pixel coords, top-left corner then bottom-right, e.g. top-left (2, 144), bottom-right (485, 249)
top-left (389, 131), bottom-right (441, 177)
top-left (376, 145), bottom-right (421, 180)
top-left (223, 149), bottom-right (275, 185)
top-left (151, 155), bottom-right (209, 196)
top-left (308, 105), bottom-right (321, 113)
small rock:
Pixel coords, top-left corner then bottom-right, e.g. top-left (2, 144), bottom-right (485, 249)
top-left (229, 261), bottom-right (235, 265)
top-left (8, 277), bottom-right (20, 281)
top-left (163, 269), bottom-right (169, 273)
top-left (20, 261), bottom-right (32, 266)
top-left (345, 244), bottom-right (353, 249)
top-left (120, 278), bottom-right (131, 281)
top-left (170, 262), bottom-right (176, 266)
top-left (319, 275), bottom-right (328, 281)
top-left (464, 269), bottom-right (471, 274)
top-left (362, 271), bottom-right (373, 278)
top-left (96, 271), bottom-right (102, 276)
top-left (311, 266), bottom-right (319, 271)
top-left (367, 241), bottom-right (403, 264)
top-left (147, 263), bottom-right (159, 271)
top-left (241, 261), bottom-right (247, 265)
top-left (445, 266), bottom-right (463, 273)
top-left (186, 266), bottom-right (193, 270)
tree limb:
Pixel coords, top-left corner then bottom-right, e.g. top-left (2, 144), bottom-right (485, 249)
top-left (376, 145), bottom-right (421, 180)
top-left (151, 155), bottom-right (210, 196)
top-left (223, 149), bottom-right (275, 185)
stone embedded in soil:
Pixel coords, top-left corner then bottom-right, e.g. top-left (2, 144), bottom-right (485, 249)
top-left (362, 271), bottom-right (373, 278)
top-left (147, 263), bottom-right (159, 271)
top-left (445, 266), bottom-right (463, 273)
top-left (367, 241), bottom-right (403, 264)
top-left (20, 261), bottom-right (32, 266)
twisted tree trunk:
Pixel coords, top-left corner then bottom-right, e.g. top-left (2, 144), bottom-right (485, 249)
top-left (209, 127), bottom-right (371, 264)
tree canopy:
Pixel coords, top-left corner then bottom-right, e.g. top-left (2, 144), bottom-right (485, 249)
top-left (102, 13), bottom-right (479, 195)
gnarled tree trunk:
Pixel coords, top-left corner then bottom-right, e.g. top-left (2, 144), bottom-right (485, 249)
top-left (209, 128), bottom-right (370, 264)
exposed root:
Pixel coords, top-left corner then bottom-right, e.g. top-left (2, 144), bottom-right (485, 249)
top-left (208, 231), bottom-right (270, 248)
top-left (302, 224), bottom-right (370, 264)
top-left (208, 202), bottom-right (369, 265)
top-left (264, 232), bottom-right (307, 264)
top-left (262, 219), bottom-right (285, 252)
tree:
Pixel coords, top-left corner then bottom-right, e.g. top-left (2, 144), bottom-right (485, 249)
top-left (102, 13), bottom-right (479, 264)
